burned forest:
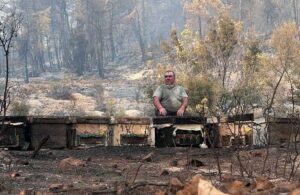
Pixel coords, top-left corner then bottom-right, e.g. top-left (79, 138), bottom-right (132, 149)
top-left (0, 0), bottom-right (300, 195)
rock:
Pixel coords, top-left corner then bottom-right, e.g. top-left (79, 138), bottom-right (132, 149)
top-left (223, 180), bottom-right (246, 194)
top-left (177, 159), bottom-right (187, 166)
top-left (291, 188), bottom-right (300, 195)
top-left (126, 155), bottom-right (134, 160)
top-left (177, 175), bottom-right (227, 195)
top-left (276, 182), bottom-right (300, 193)
top-left (16, 160), bottom-right (29, 166)
top-left (155, 190), bottom-right (167, 195)
top-left (169, 177), bottom-right (184, 192)
top-left (11, 172), bottom-right (20, 178)
top-left (85, 111), bottom-right (106, 116)
top-left (49, 183), bottom-right (64, 192)
top-left (221, 174), bottom-right (235, 183)
top-left (125, 110), bottom-right (144, 117)
top-left (0, 150), bottom-right (13, 168)
top-left (63, 184), bottom-right (74, 191)
top-left (188, 159), bottom-right (205, 167)
top-left (0, 184), bottom-right (5, 192)
top-left (164, 167), bottom-right (183, 172)
top-left (160, 169), bottom-right (169, 176)
top-left (254, 177), bottom-right (274, 191)
top-left (200, 143), bottom-right (208, 148)
top-left (19, 189), bottom-right (34, 195)
top-left (58, 157), bottom-right (86, 168)
top-left (169, 160), bottom-right (178, 166)
top-left (141, 152), bottom-right (154, 162)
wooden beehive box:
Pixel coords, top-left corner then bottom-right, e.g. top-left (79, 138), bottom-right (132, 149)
top-left (30, 117), bottom-right (76, 149)
top-left (112, 117), bottom-right (151, 146)
top-left (75, 117), bottom-right (110, 146)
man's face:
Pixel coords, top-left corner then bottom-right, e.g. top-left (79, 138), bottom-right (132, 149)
top-left (164, 72), bottom-right (175, 85)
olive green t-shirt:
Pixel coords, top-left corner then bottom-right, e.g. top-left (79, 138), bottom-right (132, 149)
top-left (153, 84), bottom-right (188, 112)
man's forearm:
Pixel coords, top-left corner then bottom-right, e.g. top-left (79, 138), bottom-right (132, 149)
top-left (179, 97), bottom-right (188, 110)
top-left (153, 96), bottom-right (163, 109)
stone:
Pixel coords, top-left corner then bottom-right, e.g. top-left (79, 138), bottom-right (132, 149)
top-left (254, 177), bottom-right (274, 191)
top-left (125, 110), bottom-right (144, 117)
top-left (58, 157), bottom-right (86, 168)
top-left (169, 177), bottom-right (184, 192)
top-left (19, 189), bottom-right (34, 195)
top-left (17, 160), bottom-right (29, 166)
top-left (221, 174), bottom-right (235, 183)
top-left (188, 159), bottom-right (205, 167)
top-left (11, 172), bottom-right (20, 178)
top-left (155, 190), bottom-right (167, 195)
top-left (169, 160), bottom-right (178, 166)
top-left (291, 188), bottom-right (300, 195)
top-left (160, 169), bottom-right (169, 176)
top-left (276, 182), bottom-right (300, 193)
top-left (141, 152), bottom-right (154, 162)
top-left (177, 175), bottom-right (227, 195)
top-left (223, 180), bottom-right (246, 195)
top-left (49, 183), bottom-right (64, 192)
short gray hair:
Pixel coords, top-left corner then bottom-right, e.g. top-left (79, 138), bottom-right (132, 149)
top-left (165, 70), bottom-right (175, 77)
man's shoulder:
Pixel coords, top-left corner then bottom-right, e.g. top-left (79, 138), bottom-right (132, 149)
top-left (174, 85), bottom-right (185, 90)
top-left (156, 84), bottom-right (168, 89)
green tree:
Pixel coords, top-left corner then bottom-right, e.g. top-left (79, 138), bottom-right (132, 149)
top-left (207, 12), bottom-right (238, 88)
top-left (260, 22), bottom-right (300, 115)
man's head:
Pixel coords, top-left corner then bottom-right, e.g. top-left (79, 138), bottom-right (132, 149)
top-left (164, 70), bottom-right (175, 85)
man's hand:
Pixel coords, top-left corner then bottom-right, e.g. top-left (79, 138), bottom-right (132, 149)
top-left (158, 107), bottom-right (167, 116)
top-left (177, 107), bottom-right (185, 116)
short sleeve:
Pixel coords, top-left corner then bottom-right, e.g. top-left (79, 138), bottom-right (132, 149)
top-left (153, 86), bottom-right (162, 98)
top-left (181, 87), bottom-right (188, 98)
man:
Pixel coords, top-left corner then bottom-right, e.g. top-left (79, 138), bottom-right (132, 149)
top-left (153, 70), bottom-right (188, 116)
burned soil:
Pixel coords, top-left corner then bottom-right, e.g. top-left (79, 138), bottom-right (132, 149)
top-left (1, 146), bottom-right (300, 195)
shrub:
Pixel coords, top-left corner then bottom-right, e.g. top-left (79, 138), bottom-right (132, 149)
top-left (93, 80), bottom-right (104, 104)
top-left (185, 76), bottom-right (219, 113)
top-left (10, 101), bottom-right (30, 116)
top-left (49, 82), bottom-right (72, 100)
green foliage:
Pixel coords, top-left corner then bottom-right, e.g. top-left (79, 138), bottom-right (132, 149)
top-left (10, 101), bottom-right (30, 116)
top-left (106, 99), bottom-right (115, 116)
top-left (242, 37), bottom-right (262, 76)
top-left (105, 99), bottom-right (126, 117)
top-left (185, 76), bottom-right (219, 111)
top-left (143, 83), bottom-right (156, 102)
top-left (208, 13), bottom-right (238, 60)
top-left (114, 108), bottom-right (126, 117)
top-left (171, 29), bottom-right (184, 53)
top-left (218, 84), bottom-right (262, 115)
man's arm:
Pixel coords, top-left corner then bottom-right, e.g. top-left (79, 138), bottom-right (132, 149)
top-left (153, 96), bottom-right (167, 116)
top-left (177, 97), bottom-right (188, 116)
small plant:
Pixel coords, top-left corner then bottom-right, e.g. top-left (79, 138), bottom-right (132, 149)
top-left (106, 99), bottom-right (116, 116)
top-left (49, 82), bottom-right (72, 100)
top-left (10, 101), bottom-right (30, 116)
top-left (93, 80), bottom-right (104, 105)
top-left (115, 108), bottom-right (126, 117)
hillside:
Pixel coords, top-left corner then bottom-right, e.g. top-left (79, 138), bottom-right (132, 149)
top-left (7, 65), bottom-right (154, 117)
